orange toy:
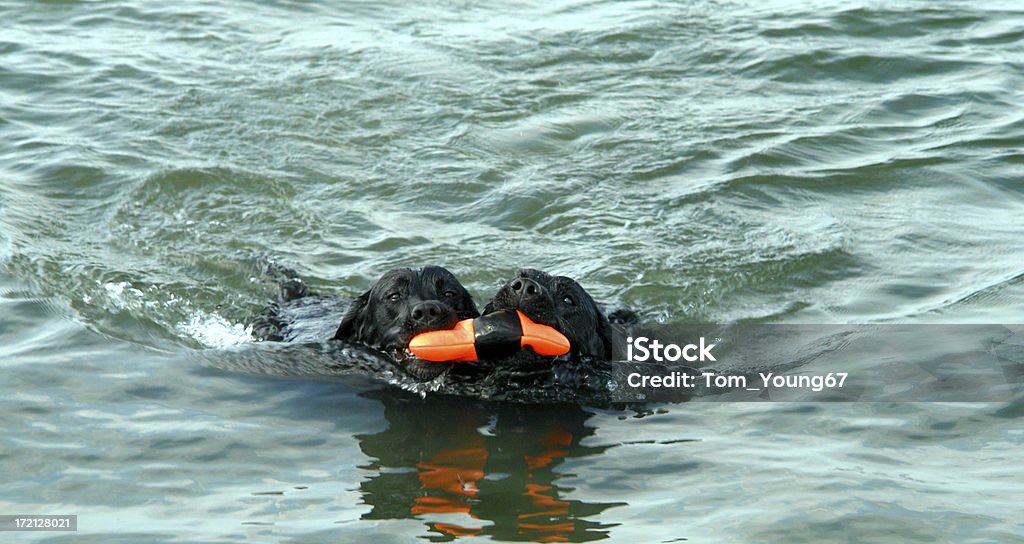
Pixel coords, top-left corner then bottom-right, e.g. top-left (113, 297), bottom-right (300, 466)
top-left (409, 310), bottom-right (570, 362)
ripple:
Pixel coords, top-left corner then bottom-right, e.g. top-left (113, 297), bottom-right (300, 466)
top-left (743, 50), bottom-right (980, 84)
top-left (3, 2), bottom-right (1024, 542)
top-left (761, 7), bottom-right (988, 40)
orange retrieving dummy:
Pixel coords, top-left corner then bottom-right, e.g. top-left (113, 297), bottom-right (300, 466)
top-left (408, 309), bottom-right (570, 362)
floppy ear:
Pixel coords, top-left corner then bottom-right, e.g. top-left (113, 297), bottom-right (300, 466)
top-left (454, 286), bottom-right (480, 319)
top-left (461, 299), bottom-right (481, 319)
top-left (596, 310), bottom-right (614, 360)
top-left (333, 291), bottom-right (371, 341)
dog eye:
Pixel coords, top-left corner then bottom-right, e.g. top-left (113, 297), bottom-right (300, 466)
top-left (386, 292), bottom-right (402, 302)
top-left (562, 295), bottom-right (575, 306)
top-left (443, 290), bottom-right (457, 298)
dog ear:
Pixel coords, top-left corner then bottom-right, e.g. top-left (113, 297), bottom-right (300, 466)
top-left (455, 286), bottom-right (480, 319)
top-left (461, 300), bottom-right (481, 320)
top-left (333, 291), bottom-right (371, 341)
top-left (595, 310), bottom-right (614, 360)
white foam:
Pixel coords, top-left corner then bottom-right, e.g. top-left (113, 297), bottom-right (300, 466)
top-left (103, 281), bottom-right (146, 310)
top-left (100, 280), bottom-right (255, 349)
top-left (178, 310), bottom-right (254, 349)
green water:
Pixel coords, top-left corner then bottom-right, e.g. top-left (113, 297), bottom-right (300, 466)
top-left (2, 1), bottom-right (1023, 542)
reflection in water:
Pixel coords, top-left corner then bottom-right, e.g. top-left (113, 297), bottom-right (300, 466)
top-left (357, 391), bottom-right (625, 542)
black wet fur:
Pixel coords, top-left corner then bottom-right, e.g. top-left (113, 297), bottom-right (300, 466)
top-left (249, 261), bottom-right (479, 380)
top-left (483, 268), bottom-right (615, 359)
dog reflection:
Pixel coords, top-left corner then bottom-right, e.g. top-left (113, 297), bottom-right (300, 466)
top-left (357, 392), bottom-right (624, 541)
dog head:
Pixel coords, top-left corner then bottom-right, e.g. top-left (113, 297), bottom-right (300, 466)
top-left (334, 266), bottom-right (479, 360)
top-left (484, 268), bottom-right (612, 359)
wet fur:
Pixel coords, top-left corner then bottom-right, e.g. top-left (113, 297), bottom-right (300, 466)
top-left (251, 263), bottom-right (479, 380)
top-left (483, 268), bottom-right (624, 360)
top-left (332, 267), bottom-right (479, 352)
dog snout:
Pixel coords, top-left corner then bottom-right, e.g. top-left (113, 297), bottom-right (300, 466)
top-left (410, 301), bottom-right (449, 326)
top-left (510, 276), bottom-right (543, 301)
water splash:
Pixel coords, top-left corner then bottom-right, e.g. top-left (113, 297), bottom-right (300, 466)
top-left (178, 310), bottom-right (254, 349)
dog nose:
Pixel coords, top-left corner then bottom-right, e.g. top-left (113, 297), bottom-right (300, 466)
top-left (510, 277), bottom-right (542, 299)
top-left (410, 301), bottom-right (447, 325)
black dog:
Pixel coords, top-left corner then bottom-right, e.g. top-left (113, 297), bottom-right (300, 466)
top-left (251, 263), bottom-right (479, 378)
top-left (483, 269), bottom-right (625, 360)
top-left (332, 266), bottom-right (479, 359)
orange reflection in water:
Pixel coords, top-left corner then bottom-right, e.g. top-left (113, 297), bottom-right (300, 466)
top-left (413, 430), bottom-right (580, 541)
top-left (357, 395), bottom-right (622, 542)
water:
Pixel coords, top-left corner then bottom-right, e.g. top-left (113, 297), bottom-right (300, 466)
top-left (2, 0), bottom-right (1023, 541)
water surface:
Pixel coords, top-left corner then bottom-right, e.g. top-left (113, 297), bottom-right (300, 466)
top-left (2, 0), bottom-right (1023, 541)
